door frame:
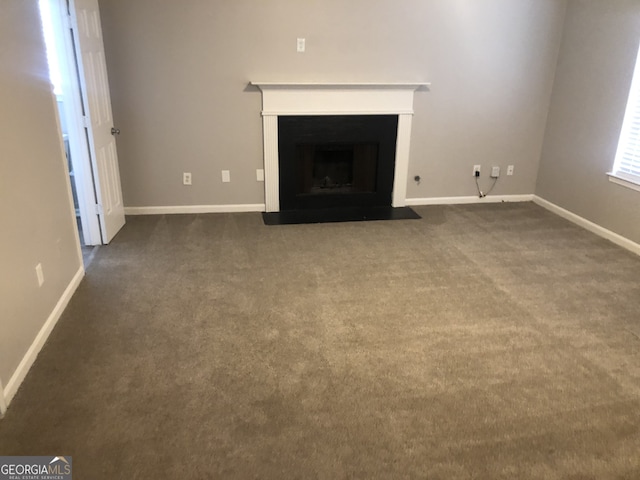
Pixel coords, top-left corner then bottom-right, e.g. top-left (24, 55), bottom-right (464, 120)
top-left (48, 0), bottom-right (102, 245)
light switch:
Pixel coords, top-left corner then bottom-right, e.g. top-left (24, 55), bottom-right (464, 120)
top-left (256, 169), bottom-right (264, 182)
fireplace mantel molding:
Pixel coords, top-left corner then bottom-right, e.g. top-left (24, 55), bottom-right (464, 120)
top-left (251, 82), bottom-right (429, 116)
top-left (251, 82), bottom-right (429, 212)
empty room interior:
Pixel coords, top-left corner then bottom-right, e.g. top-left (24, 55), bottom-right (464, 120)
top-left (2, 0), bottom-right (640, 478)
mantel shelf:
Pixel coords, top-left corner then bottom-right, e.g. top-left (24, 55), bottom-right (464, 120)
top-left (251, 82), bottom-right (430, 90)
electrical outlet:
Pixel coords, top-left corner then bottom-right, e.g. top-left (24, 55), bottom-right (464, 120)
top-left (473, 165), bottom-right (481, 177)
top-left (491, 166), bottom-right (500, 178)
top-left (507, 165), bottom-right (514, 176)
top-left (183, 172), bottom-right (192, 185)
top-left (221, 170), bottom-right (231, 183)
top-left (297, 38), bottom-right (306, 53)
top-left (256, 169), bottom-right (264, 182)
top-left (35, 263), bottom-right (44, 287)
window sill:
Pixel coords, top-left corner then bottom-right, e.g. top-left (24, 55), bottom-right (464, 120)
top-left (608, 172), bottom-right (640, 193)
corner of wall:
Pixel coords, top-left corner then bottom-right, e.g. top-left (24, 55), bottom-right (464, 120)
top-left (533, 0), bottom-right (570, 196)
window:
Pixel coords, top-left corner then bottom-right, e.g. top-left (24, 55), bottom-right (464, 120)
top-left (610, 41), bottom-right (640, 192)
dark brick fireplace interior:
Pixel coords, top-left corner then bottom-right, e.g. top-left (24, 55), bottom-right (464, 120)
top-left (278, 115), bottom-right (398, 211)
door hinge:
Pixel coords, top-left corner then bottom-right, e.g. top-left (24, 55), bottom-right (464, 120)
top-left (95, 204), bottom-right (103, 215)
top-left (82, 116), bottom-right (90, 128)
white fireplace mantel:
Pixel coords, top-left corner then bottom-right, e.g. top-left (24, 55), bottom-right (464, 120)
top-left (251, 82), bottom-right (429, 212)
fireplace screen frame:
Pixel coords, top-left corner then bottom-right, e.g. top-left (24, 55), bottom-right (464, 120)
top-left (278, 115), bottom-right (398, 211)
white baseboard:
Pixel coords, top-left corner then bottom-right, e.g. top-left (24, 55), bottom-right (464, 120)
top-left (124, 204), bottom-right (266, 215)
top-left (2, 265), bottom-right (85, 410)
top-left (126, 197), bottom-right (534, 214)
top-left (405, 194), bottom-right (534, 206)
top-left (533, 195), bottom-right (640, 256)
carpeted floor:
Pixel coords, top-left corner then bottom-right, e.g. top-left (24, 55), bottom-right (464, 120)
top-left (1, 202), bottom-right (639, 479)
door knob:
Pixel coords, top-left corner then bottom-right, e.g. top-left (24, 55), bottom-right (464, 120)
top-left (111, 127), bottom-right (121, 135)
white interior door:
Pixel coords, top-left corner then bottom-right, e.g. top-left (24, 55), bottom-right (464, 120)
top-left (70, 0), bottom-right (125, 243)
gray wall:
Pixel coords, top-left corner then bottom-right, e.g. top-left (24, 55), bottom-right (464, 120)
top-left (0, 1), bottom-right (82, 388)
top-left (98, 0), bottom-right (567, 207)
top-left (536, 0), bottom-right (640, 244)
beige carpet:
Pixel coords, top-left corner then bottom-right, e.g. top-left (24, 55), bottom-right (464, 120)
top-left (1, 203), bottom-right (639, 479)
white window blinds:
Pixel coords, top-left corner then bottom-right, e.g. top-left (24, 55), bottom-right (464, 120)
top-left (613, 43), bottom-right (640, 183)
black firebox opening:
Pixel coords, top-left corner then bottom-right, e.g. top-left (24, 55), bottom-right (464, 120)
top-left (278, 115), bottom-right (398, 211)
top-left (297, 142), bottom-right (378, 195)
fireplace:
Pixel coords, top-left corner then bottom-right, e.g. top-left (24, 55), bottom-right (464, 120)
top-left (252, 82), bottom-right (428, 212)
top-left (278, 115), bottom-right (398, 211)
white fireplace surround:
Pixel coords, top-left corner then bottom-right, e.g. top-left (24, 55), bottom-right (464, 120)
top-left (251, 82), bottom-right (429, 212)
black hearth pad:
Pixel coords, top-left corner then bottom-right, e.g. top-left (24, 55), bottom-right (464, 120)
top-left (262, 206), bottom-right (421, 226)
